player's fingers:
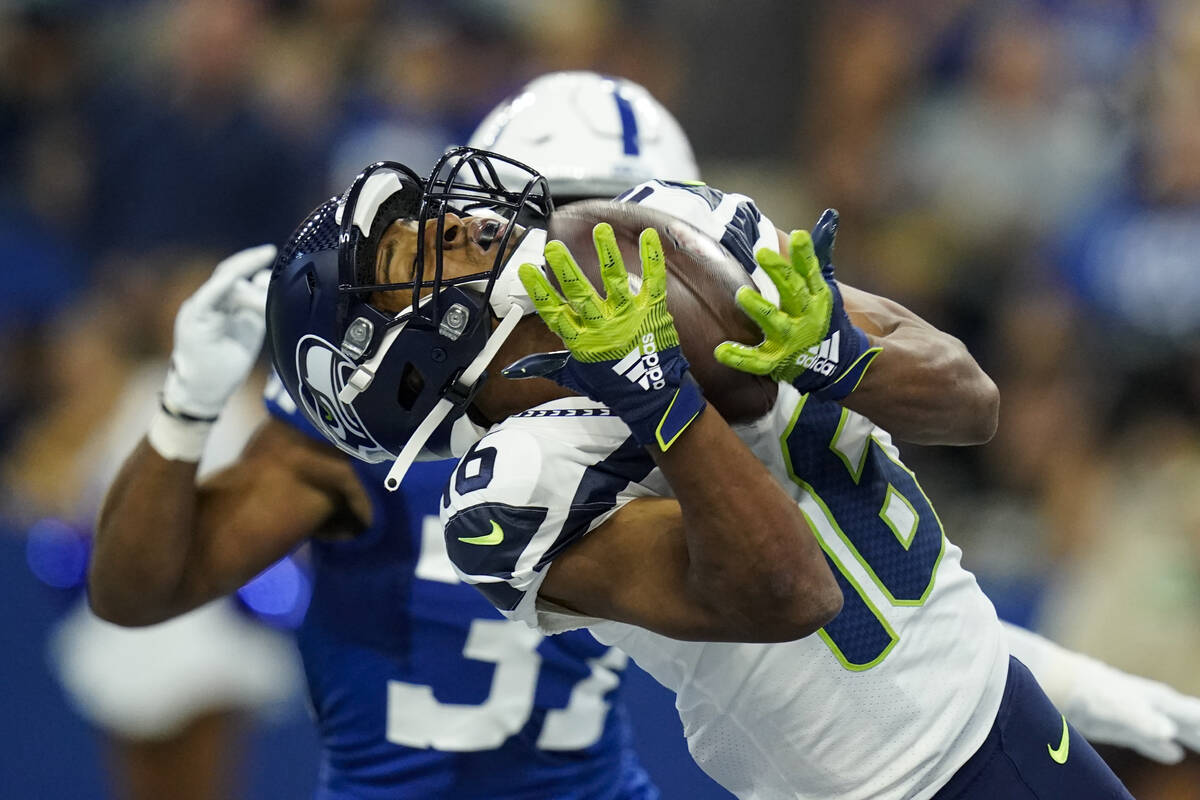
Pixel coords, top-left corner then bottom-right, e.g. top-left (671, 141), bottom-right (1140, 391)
top-left (1131, 738), bottom-right (1185, 765)
top-left (755, 246), bottom-right (815, 313)
top-left (811, 209), bottom-right (839, 276)
top-left (519, 262), bottom-right (566, 314)
top-left (1094, 699), bottom-right (1182, 763)
top-left (754, 245), bottom-right (793, 281)
top-left (250, 266), bottom-right (271, 290)
top-left (714, 341), bottom-right (773, 375)
top-left (519, 262), bottom-right (583, 343)
top-left (787, 230), bottom-right (828, 301)
top-left (229, 275), bottom-right (268, 315)
top-left (638, 227), bottom-right (667, 303)
top-left (544, 239), bottom-right (601, 312)
top-left (734, 285), bottom-right (794, 340)
top-left (1175, 725), bottom-right (1200, 755)
top-left (193, 244), bottom-right (278, 309)
top-left (592, 223), bottom-right (633, 308)
top-left (1155, 689), bottom-right (1200, 753)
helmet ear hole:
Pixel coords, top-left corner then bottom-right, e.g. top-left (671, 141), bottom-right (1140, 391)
top-left (396, 362), bottom-right (426, 410)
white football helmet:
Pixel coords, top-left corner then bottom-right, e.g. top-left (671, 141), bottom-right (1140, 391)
top-left (468, 71), bottom-right (700, 201)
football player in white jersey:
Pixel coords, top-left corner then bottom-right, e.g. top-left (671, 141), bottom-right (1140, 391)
top-left (475, 70), bottom-right (1200, 769)
top-left (264, 142), bottom-right (1136, 798)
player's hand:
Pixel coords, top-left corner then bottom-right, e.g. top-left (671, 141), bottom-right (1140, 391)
top-left (1063, 658), bottom-right (1200, 763)
top-left (715, 210), bottom-right (880, 401)
top-left (162, 244), bottom-right (276, 419)
top-left (503, 223), bottom-right (705, 451)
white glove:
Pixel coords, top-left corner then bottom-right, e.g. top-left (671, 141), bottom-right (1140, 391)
top-left (1060, 656), bottom-right (1200, 763)
top-left (149, 245), bottom-right (275, 461)
top-left (1003, 621), bottom-right (1200, 763)
top-left (162, 245), bottom-right (275, 418)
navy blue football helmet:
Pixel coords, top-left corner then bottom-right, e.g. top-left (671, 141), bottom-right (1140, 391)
top-left (266, 147), bottom-right (552, 489)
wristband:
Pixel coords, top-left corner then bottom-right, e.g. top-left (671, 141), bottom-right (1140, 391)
top-left (504, 345), bottom-right (707, 452)
top-left (812, 340), bottom-right (883, 401)
top-left (146, 403), bottom-right (213, 462)
top-left (616, 363), bottom-right (707, 451)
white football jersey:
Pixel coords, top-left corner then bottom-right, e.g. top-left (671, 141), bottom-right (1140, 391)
top-left (441, 182), bottom-right (1009, 799)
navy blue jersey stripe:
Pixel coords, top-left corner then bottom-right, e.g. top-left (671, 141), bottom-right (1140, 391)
top-left (621, 185), bottom-right (655, 204)
top-left (658, 180), bottom-right (724, 211)
top-left (719, 199), bottom-right (764, 274)
top-left (537, 436), bottom-right (656, 569)
top-left (613, 86), bottom-right (640, 155)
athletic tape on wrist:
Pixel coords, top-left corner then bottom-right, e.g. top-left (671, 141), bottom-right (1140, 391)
top-left (147, 406), bottom-right (213, 462)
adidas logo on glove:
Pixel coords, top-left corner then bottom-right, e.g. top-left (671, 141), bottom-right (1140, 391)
top-left (613, 333), bottom-right (667, 390)
top-left (794, 330), bottom-right (840, 377)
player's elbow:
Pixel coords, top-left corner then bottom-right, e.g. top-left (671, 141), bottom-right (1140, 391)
top-left (721, 565), bottom-right (843, 642)
top-left (764, 569), bottom-right (843, 641)
top-left (905, 347), bottom-right (999, 446)
top-left (86, 567), bottom-right (175, 627)
top-left (961, 371), bottom-right (1000, 445)
top-left (88, 597), bottom-right (174, 628)
top-left (86, 583), bottom-right (142, 627)
top-left (948, 340), bottom-right (999, 445)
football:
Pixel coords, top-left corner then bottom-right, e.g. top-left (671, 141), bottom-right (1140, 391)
top-left (547, 200), bottom-right (777, 423)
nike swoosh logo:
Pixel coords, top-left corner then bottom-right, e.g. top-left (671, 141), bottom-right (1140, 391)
top-left (1048, 714), bottom-right (1069, 764)
top-left (458, 520), bottom-right (504, 546)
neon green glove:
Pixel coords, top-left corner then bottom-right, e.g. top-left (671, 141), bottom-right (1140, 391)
top-left (503, 223), bottom-right (705, 450)
top-left (714, 229), bottom-right (833, 382)
top-left (517, 223), bottom-right (680, 360)
top-left (716, 221), bottom-right (879, 400)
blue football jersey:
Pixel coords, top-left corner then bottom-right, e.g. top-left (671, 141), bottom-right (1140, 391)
top-left (264, 376), bottom-right (656, 800)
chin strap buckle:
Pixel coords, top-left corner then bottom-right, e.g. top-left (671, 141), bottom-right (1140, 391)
top-left (338, 366), bottom-right (375, 404)
top-left (442, 372), bottom-right (481, 411)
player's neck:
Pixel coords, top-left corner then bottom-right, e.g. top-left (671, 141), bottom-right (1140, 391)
top-left (472, 315), bottom-right (574, 424)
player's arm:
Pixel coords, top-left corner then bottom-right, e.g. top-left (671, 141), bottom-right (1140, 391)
top-left (540, 408), bottom-right (842, 642)
top-left (837, 281), bottom-right (998, 445)
top-left (784, 217), bottom-right (997, 444)
top-left (88, 246), bottom-right (367, 626)
top-left (715, 214), bottom-right (997, 445)
top-left (501, 224), bottom-right (842, 642)
top-left (90, 417), bottom-right (365, 626)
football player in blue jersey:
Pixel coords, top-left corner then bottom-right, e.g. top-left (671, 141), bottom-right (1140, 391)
top-left (88, 241), bottom-right (660, 799)
top-left (84, 75), bottom-right (710, 800)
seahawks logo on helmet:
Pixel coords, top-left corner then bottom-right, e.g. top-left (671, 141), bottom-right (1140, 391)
top-left (295, 334), bottom-right (391, 463)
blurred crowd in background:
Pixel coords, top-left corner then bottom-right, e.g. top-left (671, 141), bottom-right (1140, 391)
top-left (2, 0), bottom-right (1199, 797)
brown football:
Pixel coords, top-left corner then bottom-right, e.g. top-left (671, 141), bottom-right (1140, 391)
top-left (547, 200), bottom-right (777, 423)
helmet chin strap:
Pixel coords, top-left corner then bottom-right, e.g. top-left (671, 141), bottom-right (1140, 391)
top-left (486, 228), bottom-right (546, 318)
top-left (384, 304), bottom-right (525, 491)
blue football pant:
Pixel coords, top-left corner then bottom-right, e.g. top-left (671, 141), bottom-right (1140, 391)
top-left (933, 656), bottom-right (1134, 799)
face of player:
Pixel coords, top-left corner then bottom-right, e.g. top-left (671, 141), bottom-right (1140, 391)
top-left (372, 211), bottom-right (525, 312)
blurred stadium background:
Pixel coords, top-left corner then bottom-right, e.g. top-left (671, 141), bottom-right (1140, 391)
top-left (2, 0), bottom-right (1199, 797)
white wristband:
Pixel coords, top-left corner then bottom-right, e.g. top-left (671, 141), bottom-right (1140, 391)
top-left (147, 407), bottom-right (213, 462)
